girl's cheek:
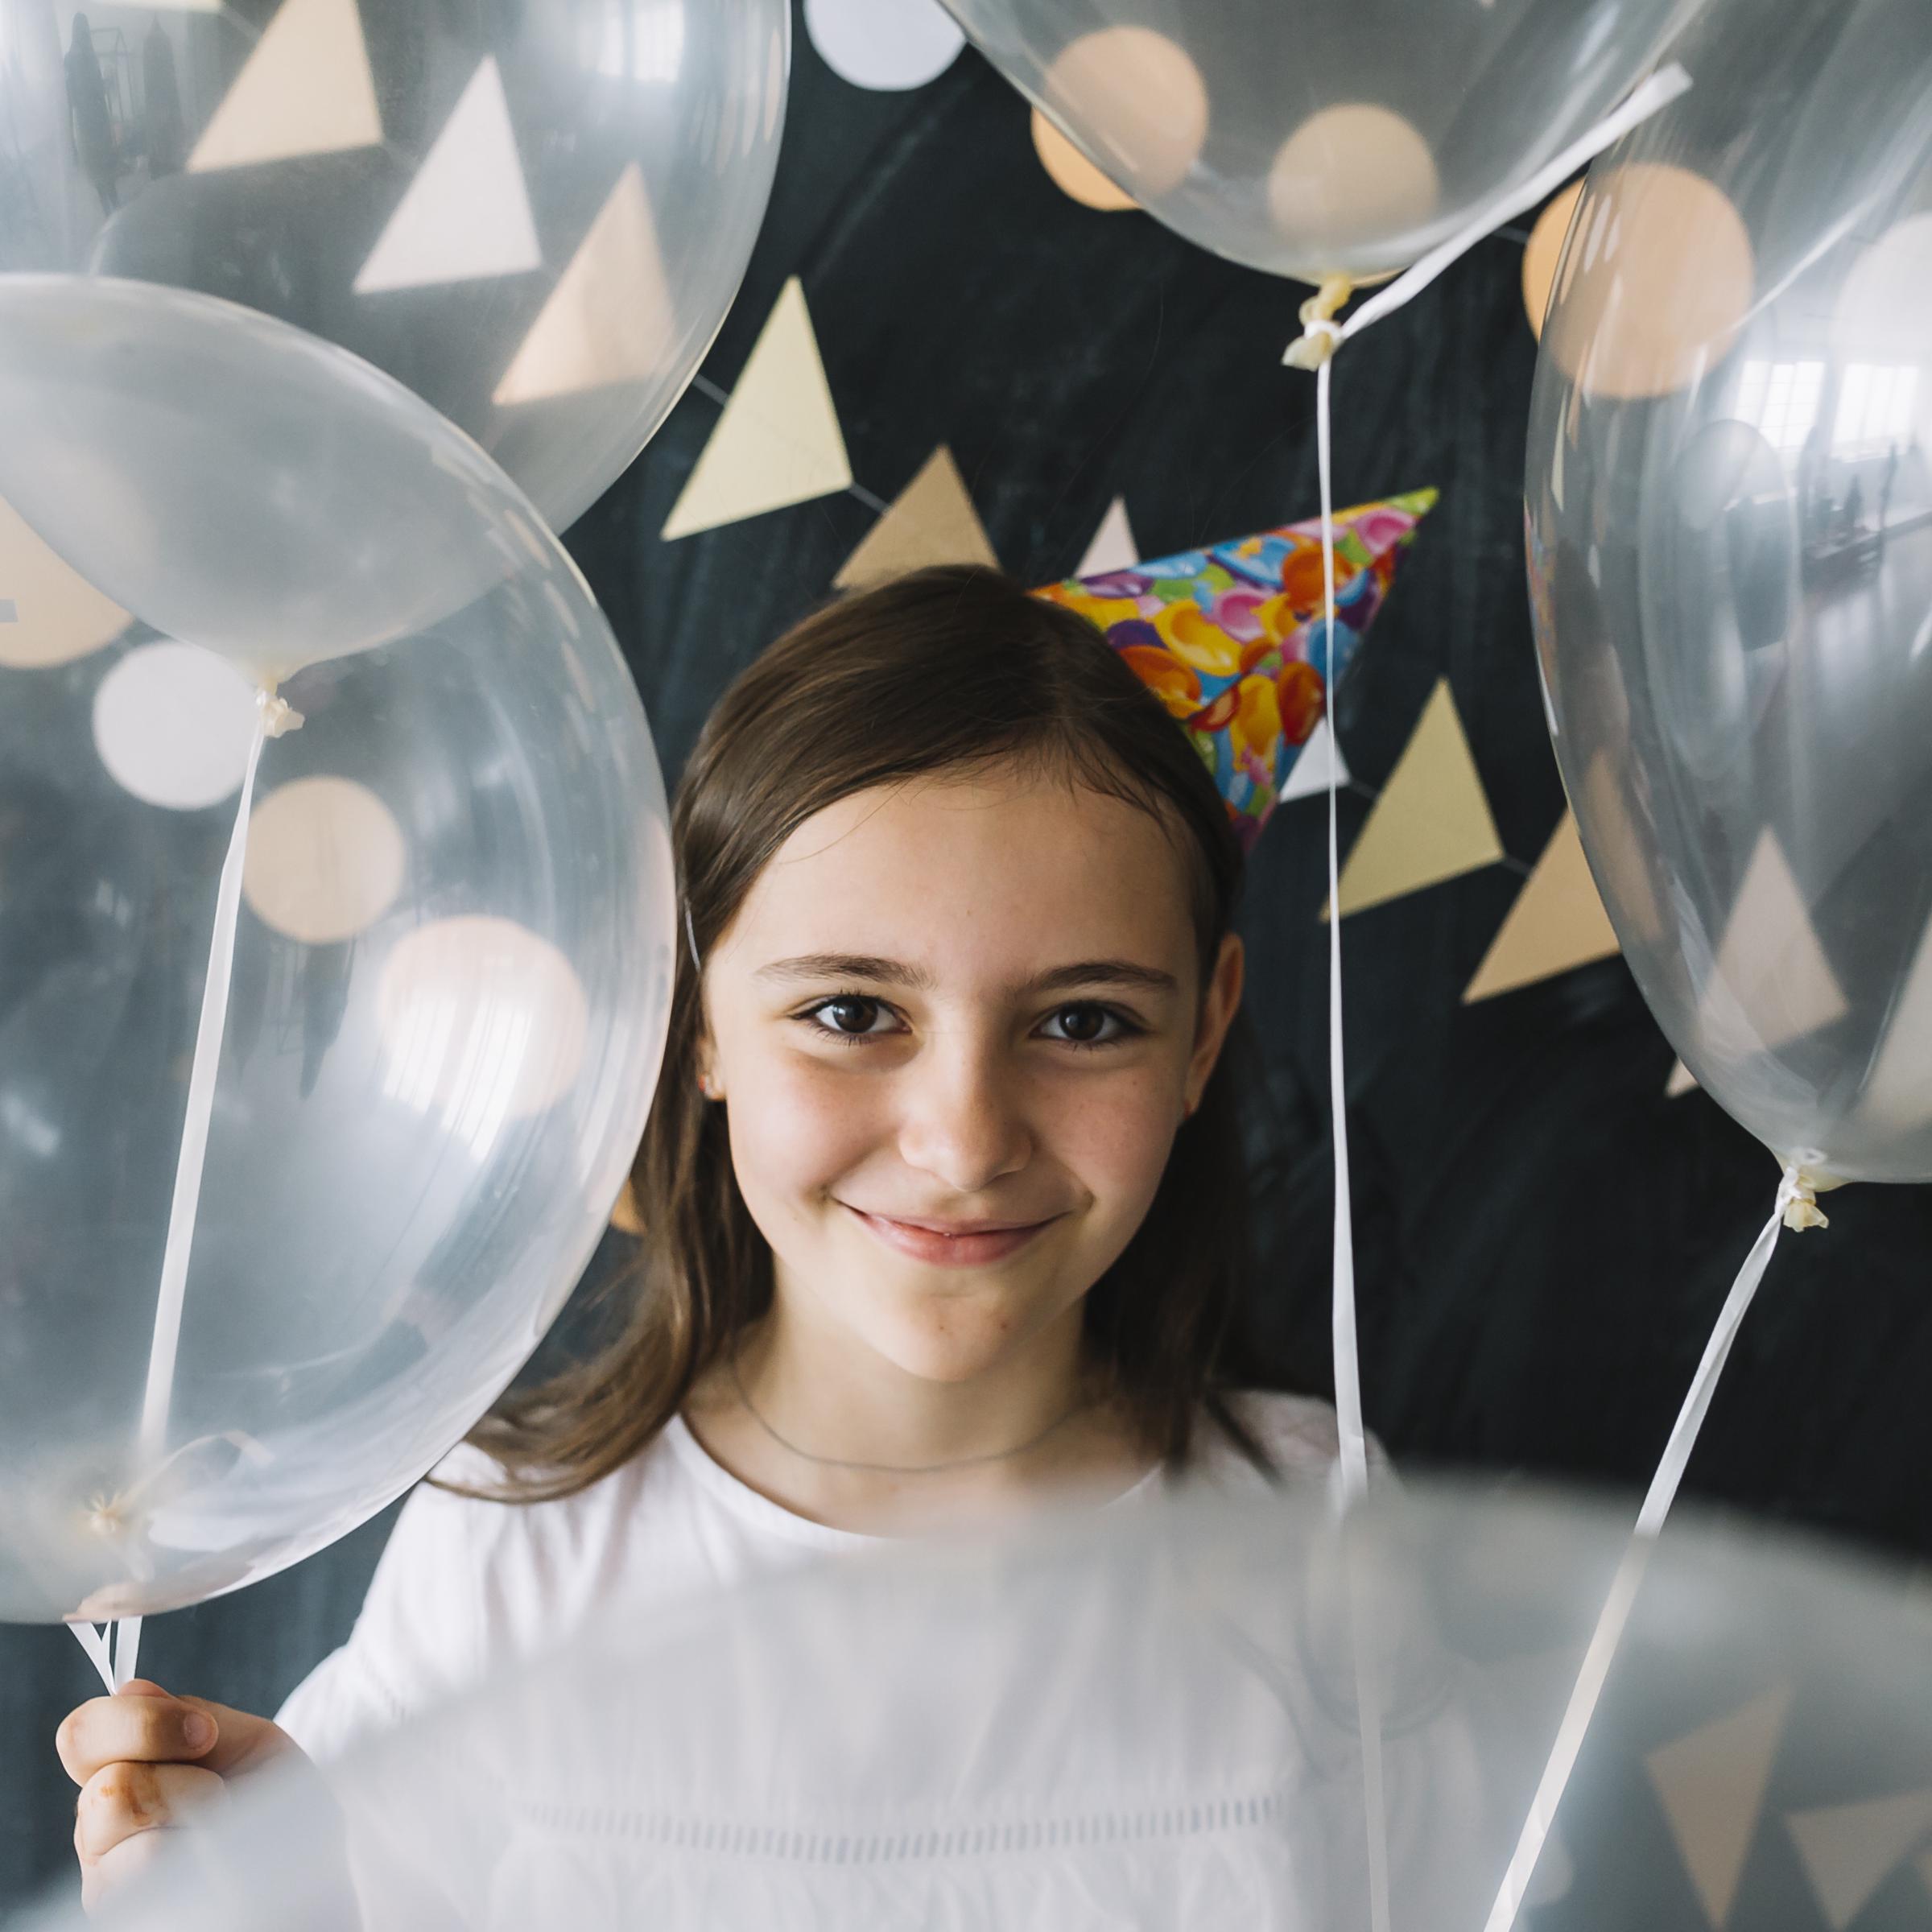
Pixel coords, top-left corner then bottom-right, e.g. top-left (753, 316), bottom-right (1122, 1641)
top-left (732, 1051), bottom-right (889, 1185)
top-left (1046, 1065), bottom-right (1183, 1191)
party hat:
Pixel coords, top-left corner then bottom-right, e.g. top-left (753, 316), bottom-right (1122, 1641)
top-left (1036, 490), bottom-right (1436, 849)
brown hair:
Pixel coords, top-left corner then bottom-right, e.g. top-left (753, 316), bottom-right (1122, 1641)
top-left (465, 566), bottom-right (1268, 1500)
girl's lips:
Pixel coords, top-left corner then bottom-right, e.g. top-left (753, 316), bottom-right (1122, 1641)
top-left (844, 1205), bottom-right (1059, 1267)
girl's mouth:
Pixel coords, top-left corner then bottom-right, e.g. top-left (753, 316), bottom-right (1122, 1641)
top-left (842, 1205), bottom-right (1059, 1267)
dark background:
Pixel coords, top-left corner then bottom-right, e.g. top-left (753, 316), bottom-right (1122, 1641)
top-left (8, 6), bottom-right (1932, 1913)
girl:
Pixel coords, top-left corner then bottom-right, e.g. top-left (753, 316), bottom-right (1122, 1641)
top-left (58, 565), bottom-right (1354, 1910)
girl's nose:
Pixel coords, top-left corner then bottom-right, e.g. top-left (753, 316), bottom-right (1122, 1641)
top-left (894, 1037), bottom-right (1033, 1195)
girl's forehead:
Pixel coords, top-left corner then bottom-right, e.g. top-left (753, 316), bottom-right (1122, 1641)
top-left (728, 772), bottom-right (1198, 969)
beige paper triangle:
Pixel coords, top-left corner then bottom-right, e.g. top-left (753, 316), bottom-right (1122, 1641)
top-left (353, 59), bottom-right (539, 293)
top-left (1464, 809), bottom-right (1621, 1001)
top-left (1697, 830), bottom-right (1850, 1055)
top-left (0, 497), bottom-right (130, 668)
top-left (1786, 1788), bottom-right (1932, 1930)
top-left (1667, 1059), bottom-right (1699, 1097)
top-left (610, 1179), bottom-right (644, 1236)
top-left (661, 278), bottom-right (852, 540)
top-left (1076, 495), bottom-right (1137, 576)
top-left (1577, 747), bottom-right (1667, 947)
top-left (1327, 679), bottom-right (1502, 919)
top-left (188, 0), bottom-right (381, 172)
top-left (493, 163), bottom-right (676, 406)
top-left (1857, 913), bottom-right (1932, 1137)
top-left (833, 446), bottom-right (997, 589)
top-left (1645, 1686), bottom-right (1792, 1927)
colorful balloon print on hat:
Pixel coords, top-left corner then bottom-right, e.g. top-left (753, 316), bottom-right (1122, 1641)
top-left (1037, 491), bottom-right (1435, 848)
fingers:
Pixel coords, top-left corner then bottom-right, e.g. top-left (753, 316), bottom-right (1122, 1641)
top-left (57, 1686), bottom-right (216, 1786)
top-left (74, 1759), bottom-right (228, 1861)
top-left (58, 1683), bottom-right (295, 1785)
top-left (76, 1814), bottom-right (173, 1917)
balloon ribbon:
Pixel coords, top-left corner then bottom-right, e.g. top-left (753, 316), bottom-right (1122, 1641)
top-left (68, 688), bottom-right (297, 1695)
top-left (1286, 58), bottom-right (1691, 1932)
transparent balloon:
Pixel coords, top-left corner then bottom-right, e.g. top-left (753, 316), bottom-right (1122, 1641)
top-left (0, 276), bottom-right (673, 1624)
top-left (0, 0), bottom-right (788, 530)
top-left (935, 0), bottom-right (1698, 284)
top-left (20, 1480), bottom-right (1932, 1930)
top-left (1528, 0), bottom-right (1932, 1186)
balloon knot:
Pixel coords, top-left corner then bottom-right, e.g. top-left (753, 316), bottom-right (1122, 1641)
top-left (1284, 275), bottom-right (1355, 371)
top-left (258, 690), bottom-right (303, 738)
top-left (1779, 1167), bottom-right (1830, 1232)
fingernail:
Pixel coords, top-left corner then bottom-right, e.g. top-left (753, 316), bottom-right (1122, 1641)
top-left (182, 1713), bottom-right (216, 1751)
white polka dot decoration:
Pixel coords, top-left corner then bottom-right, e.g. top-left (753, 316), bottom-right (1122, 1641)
top-left (804, 0), bottom-right (964, 91)
top-left (92, 641), bottom-right (259, 811)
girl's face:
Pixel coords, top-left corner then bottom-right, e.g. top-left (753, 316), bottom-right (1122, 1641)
top-left (700, 762), bottom-right (1242, 1386)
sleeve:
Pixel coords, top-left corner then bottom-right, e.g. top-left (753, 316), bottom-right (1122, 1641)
top-left (275, 1446), bottom-right (508, 1764)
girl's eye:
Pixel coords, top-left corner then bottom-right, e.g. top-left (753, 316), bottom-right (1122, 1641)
top-left (801, 995), bottom-right (895, 1040)
top-left (1039, 1003), bottom-right (1133, 1047)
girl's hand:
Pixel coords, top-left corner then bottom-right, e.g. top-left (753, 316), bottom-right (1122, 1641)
top-left (58, 1678), bottom-right (302, 1914)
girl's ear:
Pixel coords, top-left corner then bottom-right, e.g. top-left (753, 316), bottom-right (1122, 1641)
top-left (1183, 932), bottom-right (1245, 1117)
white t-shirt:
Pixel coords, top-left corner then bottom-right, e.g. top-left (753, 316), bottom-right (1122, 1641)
top-left (276, 1393), bottom-right (1356, 1763)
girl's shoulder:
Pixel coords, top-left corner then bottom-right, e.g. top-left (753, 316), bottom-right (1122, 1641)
top-left (1195, 1389), bottom-right (1385, 1488)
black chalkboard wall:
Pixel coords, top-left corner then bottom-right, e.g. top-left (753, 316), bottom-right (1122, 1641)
top-left (7, 8), bottom-right (1932, 1913)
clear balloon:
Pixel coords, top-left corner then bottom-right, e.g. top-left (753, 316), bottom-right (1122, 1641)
top-left (0, 277), bottom-right (673, 1624)
top-left (935, 0), bottom-right (1696, 283)
top-left (16, 1480), bottom-right (1930, 1930)
top-left (0, 0), bottom-right (787, 530)
top-left (1528, 0), bottom-right (1932, 1186)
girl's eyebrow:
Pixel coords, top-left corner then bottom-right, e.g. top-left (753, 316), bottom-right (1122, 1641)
top-left (756, 953), bottom-right (935, 989)
top-left (753, 955), bottom-right (1179, 997)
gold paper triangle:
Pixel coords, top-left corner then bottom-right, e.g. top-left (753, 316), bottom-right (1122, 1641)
top-left (188, 0), bottom-right (381, 172)
top-left (1327, 679), bottom-right (1502, 919)
top-left (1645, 1686), bottom-right (1792, 1927)
top-left (0, 497), bottom-right (130, 668)
top-left (1786, 1789), bottom-right (1932, 1930)
top-left (662, 278), bottom-right (852, 540)
top-left (833, 446), bottom-right (997, 589)
top-left (1856, 912), bottom-right (1932, 1136)
top-left (1464, 809), bottom-right (1620, 1001)
top-left (494, 164), bottom-right (675, 406)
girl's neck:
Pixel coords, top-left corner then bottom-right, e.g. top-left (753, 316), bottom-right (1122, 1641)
top-left (684, 1300), bottom-right (1152, 1536)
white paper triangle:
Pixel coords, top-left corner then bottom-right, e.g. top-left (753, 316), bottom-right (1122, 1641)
top-left (1280, 717), bottom-right (1349, 803)
top-left (661, 278), bottom-right (852, 540)
top-left (1697, 830), bottom-right (1850, 1056)
top-left (0, 496), bottom-right (130, 668)
top-left (1076, 496), bottom-right (1138, 577)
top-left (1667, 1059), bottom-right (1699, 1098)
top-left (1645, 1686), bottom-right (1792, 1927)
top-left (353, 59), bottom-right (539, 294)
top-left (188, 0), bottom-right (382, 172)
top-left (1786, 1788), bottom-right (1932, 1930)
top-left (493, 163), bottom-right (675, 406)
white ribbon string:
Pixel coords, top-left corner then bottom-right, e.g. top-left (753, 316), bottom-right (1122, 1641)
top-left (1479, 1168), bottom-right (1805, 1932)
top-left (1315, 353), bottom-right (1391, 1932)
top-left (1284, 63), bottom-right (1691, 373)
top-left (68, 690), bottom-right (286, 1699)
top-left (1286, 64), bottom-right (1695, 1932)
